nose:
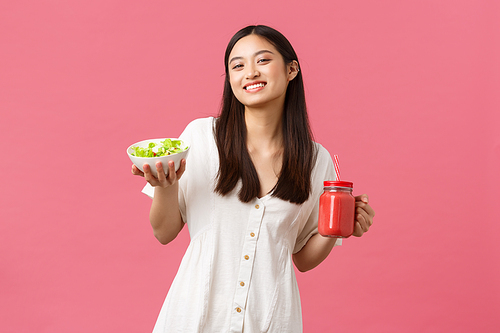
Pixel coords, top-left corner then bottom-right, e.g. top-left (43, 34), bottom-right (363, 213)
top-left (245, 64), bottom-right (260, 79)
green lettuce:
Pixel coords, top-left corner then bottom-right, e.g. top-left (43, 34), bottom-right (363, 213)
top-left (131, 139), bottom-right (187, 157)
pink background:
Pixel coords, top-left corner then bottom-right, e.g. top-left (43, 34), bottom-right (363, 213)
top-left (1, 0), bottom-right (499, 332)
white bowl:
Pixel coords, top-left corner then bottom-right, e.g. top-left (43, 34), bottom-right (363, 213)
top-left (127, 138), bottom-right (190, 178)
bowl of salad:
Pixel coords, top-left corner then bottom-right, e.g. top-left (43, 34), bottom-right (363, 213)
top-left (127, 138), bottom-right (189, 178)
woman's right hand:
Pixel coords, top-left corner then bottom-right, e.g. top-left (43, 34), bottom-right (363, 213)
top-left (131, 159), bottom-right (186, 188)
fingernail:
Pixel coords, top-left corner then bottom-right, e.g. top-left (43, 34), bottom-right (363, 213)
top-left (362, 196), bottom-right (369, 203)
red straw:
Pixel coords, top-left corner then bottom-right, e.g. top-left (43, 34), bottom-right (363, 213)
top-left (333, 155), bottom-right (341, 181)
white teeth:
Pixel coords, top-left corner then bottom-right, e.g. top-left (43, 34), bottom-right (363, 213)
top-left (245, 83), bottom-right (265, 90)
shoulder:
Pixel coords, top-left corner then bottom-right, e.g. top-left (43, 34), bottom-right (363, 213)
top-left (180, 117), bottom-right (215, 142)
top-left (313, 142), bottom-right (333, 165)
top-left (312, 142), bottom-right (335, 182)
top-left (183, 117), bottom-right (216, 133)
top-left (180, 117), bottom-right (217, 165)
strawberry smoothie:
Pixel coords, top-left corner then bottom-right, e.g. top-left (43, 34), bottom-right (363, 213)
top-left (318, 181), bottom-right (355, 238)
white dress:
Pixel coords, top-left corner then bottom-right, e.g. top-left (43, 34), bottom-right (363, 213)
top-left (143, 117), bottom-right (341, 333)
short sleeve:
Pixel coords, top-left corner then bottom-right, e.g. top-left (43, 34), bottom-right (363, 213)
top-left (293, 145), bottom-right (342, 254)
top-left (141, 183), bottom-right (154, 198)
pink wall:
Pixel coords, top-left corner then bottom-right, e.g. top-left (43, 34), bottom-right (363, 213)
top-left (1, 0), bottom-right (498, 332)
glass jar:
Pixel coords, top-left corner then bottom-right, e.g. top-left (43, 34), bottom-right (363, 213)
top-left (318, 181), bottom-right (355, 238)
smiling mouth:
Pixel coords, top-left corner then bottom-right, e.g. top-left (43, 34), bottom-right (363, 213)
top-left (244, 83), bottom-right (266, 90)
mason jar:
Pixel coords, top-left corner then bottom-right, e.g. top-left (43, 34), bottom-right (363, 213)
top-left (318, 181), bottom-right (355, 238)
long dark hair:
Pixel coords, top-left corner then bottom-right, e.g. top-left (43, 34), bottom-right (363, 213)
top-left (214, 25), bottom-right (317, 204)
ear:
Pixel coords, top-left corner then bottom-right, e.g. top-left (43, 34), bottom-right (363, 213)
top-left (287, 60), bottom-right (300, 81)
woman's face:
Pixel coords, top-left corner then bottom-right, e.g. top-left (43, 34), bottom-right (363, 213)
top-left (228, 34), bottom-right (298, 110)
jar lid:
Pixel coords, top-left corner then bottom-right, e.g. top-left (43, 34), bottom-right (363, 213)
top-left (324, 180), bottom-right (353, 188)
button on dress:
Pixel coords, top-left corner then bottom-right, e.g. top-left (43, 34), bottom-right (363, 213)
top-left (142, 117), bottom-right (341, 333)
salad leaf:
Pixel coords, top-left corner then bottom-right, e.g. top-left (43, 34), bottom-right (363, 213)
top-left (131, 139), bottom-right (187, 157)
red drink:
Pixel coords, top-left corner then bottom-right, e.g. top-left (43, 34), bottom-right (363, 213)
top-left (318, 181), bottom-right (355, 238)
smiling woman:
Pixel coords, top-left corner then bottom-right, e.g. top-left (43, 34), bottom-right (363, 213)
top-left (217, 27), bottom-right (307, 204)
top-left (131, 25), bottom-right (374, 333)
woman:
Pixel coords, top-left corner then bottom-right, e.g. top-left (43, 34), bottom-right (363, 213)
top-left (132, 25), bottom-right (374, 333)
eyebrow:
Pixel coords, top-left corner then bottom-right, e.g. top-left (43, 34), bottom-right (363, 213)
top-left (229, 49), bottom-right (275, 64)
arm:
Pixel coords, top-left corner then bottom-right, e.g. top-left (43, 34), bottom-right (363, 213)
top-left (293, 194), bottom-right (375, 272)
top-left (149, 181), bottom-right (184, 245)
top-left (132, 159), bottom-right (186, 245)
top-left (292, 234), bottom-right (338, 272)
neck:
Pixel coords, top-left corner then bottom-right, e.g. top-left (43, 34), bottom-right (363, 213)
top-left (245, 105), bottom-right (284, 154)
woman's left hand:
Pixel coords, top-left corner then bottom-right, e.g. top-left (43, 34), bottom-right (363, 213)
top-left (352, 194), bottom-right (375, 237)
